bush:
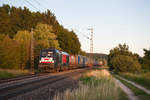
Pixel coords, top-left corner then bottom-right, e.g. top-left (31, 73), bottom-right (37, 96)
top-left (110, 55), bottom-right (141, 73)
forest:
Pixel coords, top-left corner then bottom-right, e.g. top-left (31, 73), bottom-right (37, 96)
top-left (0, 4), bottom-right (85, 70)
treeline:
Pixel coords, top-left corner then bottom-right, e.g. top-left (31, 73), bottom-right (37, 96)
top-left (108, 44), bottom-right (150, 73)
top-left (0, 4), bottom-right (85, 69)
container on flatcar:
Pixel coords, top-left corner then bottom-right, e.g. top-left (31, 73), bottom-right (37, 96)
top-left (59, 51), bottom-right (69, 70)
top-left (82, 56), bottom-right (86, 67)
top-left (60, 51), bottom-right (69, 66)
top-left (69, 55), bottom-right (76, 68)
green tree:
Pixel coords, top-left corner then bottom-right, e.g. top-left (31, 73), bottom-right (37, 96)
top-left (0, 5), bottom-right (60, 38)
top-left (0, 5), bottom-right (12, 37)
top-left (0, 34), bottom-right (5, 41)
top-left (0, 35), bottom-right (20, 69)
top-left (14, 30), bottom-right (31, 69)
top-left (34, 23), bottom-right (60, 50)
top-left (80, 50), bottom-right (87, 56)
top-left (139, 48), bottom-right (150, 70)
top-left (143, 49), bottom-right (150, 60)
top-left (108, 43), bottom-right (141, 72)
top-left (110, 55), bottom-right (141, 72)
top-left (57, 26), bottom-right (81, 54)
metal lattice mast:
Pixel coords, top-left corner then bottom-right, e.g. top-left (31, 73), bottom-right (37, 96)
top-left (88, 28), bottom-right (93, 54)
top-left (88, 27), bottom-right (93, 65)
top-left (30, 28), bottom-right (34, 74)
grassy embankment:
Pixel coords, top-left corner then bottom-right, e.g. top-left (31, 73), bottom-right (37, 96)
top-left (115, 75), bottom-right (150, 100)
top-left (53, 69), bottom-right (129, 100)
top-left (0, 68), bottom-right (29, 79)
top-left (119, 71), bottom-right (150, 90)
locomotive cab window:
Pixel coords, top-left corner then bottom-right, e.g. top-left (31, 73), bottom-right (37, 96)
top-left (47, 51), bottom-right (53, 57)
top-left (41, 52), bottom-right (47, 57)
top-left (41, 51), bottom-right (53, 57)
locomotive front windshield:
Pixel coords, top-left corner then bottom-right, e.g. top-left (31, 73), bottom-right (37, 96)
top-left (41, 51), bottom-right (53, 57)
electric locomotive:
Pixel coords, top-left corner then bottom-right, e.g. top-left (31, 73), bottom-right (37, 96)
top-left (38, 48), bottom-right (62, 72)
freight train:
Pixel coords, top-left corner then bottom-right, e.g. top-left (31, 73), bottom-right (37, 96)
top-left (38, 48), bottom-right (101, 72)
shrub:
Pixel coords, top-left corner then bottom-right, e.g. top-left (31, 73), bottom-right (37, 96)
top-left (110, 55), bottom-right (141, 73)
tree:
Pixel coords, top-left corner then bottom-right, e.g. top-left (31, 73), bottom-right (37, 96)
top-left (140, 48), bottom-right (150, 70)
top-left (34, 23), bottom-right (60, 50)
top-left (80, 50), bottom-right (87, 56)
top-left (108, 43), bottom-right (141, 72)
top-left (0, 5), bottom-right (12, 37)
top-left (0, 5), bottom-right (60, 38)
top-left (14, 30), bottom-right (31, 69)
top-left (57, 26), bottom-right (81, 54)
top-left (0, 35), bottom-right (20, 69)
top-left (0, 34), bottom-right (5, 41)
top-left (110, 55), bottom-right (141, 72)
top-left (143, 49), bottom-right (150, 60)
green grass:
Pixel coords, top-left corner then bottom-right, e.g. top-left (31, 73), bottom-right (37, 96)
top-left (118, 88), bottom-right (129, 100)
top-left (119, 72), bottom-right (150, 90)
top-left (53, 69), bottom-right (129, 100)
top-left (0, 71), bottom-right (15, 79)
top-left (0, 69), bottom-right (29, 79)
top-left (115, 75), bottom-right (150, 100)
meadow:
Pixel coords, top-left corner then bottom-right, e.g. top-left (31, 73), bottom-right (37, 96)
top-left (53, 69), bottom-right (128, 100)
top-left (0, 68), bottom-right (29, 79)
top-left (119, 71), bottom-right (150, 90)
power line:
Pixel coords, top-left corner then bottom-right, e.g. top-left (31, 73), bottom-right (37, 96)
top-left (34, 0), bottom-right (41, 5)
top-left (33, 0), bottom-right (47, 11)
top-left (74, 29), bottom-right (90, 40)
top-left (24, 0), bottom-right (40, 11)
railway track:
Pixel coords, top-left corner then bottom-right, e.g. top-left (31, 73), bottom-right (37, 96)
top-left (0, 67), bottom-right (90, 100)
top-left (0, 73), bottom-right (47, 84)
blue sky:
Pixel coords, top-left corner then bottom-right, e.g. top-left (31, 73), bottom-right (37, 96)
top-left (0, 0), bottom-right (150, 56)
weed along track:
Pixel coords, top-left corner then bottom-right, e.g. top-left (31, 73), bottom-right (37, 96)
top-left (114, 75), bottom-right (150, 100)
top-left (113, 78), bottom-right (140, 100)
top-left (116, 75), bottom-right (150, 95)
top-left (53, 69), bottom-right (130, 100)
top-left (0, 68), bottom-right (90, 100)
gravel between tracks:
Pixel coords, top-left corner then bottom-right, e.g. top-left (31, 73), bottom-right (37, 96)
top-left (0, 69), bottom-right (81, 90)
top-left (0, 68), bottom-right (88, 100)
top-left (8, 71), bottom-right (82, 100)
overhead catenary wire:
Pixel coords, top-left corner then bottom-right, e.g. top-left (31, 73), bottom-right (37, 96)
top-left (33, 0), bottom-right (48, 11)
top-left (73, 29), bottom-right (91, 40)
top-left (24, 0), bottom-right (40, 11)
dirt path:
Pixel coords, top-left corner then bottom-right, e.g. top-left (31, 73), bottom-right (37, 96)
top-left (114, 78), bottom-right (140, 100)
top-left (117, 75), bottom-right (150, 95)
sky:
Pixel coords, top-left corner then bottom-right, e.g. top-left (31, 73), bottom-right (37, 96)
top-left (0, 0), bottom-right (150, 56)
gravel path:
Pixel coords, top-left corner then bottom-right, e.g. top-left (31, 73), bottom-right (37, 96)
top-left (114, 78), bottom-right (140, 100)
top-left (117, 75), bottom-right (150, 95)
